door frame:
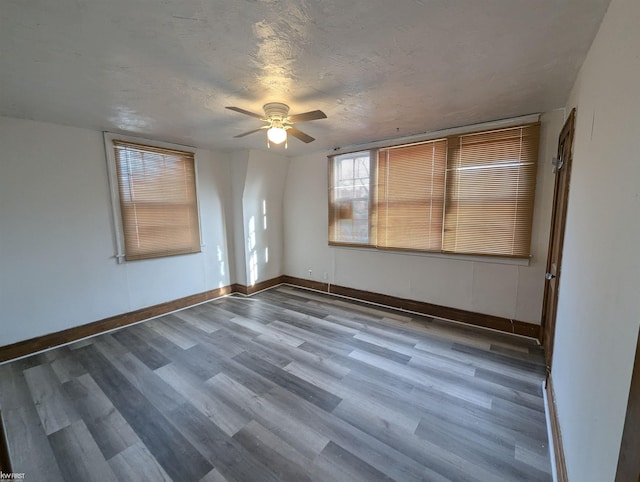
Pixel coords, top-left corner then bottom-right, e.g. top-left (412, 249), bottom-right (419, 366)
top-left (540, 108), bottom-right (576, 369)
top-left (615, 327), bottom-right (640, 482)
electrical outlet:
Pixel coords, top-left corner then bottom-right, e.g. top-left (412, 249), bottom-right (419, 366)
top-left (323, 271), bottom-right (328, 280)
top-left (308, 269), bottom-right (312, 278)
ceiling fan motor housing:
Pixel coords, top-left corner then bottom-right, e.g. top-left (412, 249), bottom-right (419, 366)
top-left (263, 102), bottom-right (290, 122)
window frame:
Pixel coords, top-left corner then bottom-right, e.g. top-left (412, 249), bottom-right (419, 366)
top-left (327, 120), bottom-right (541, 260)
top-left (328, 150), bottom-right (377, 247)
top-left (104, 133), bottom-right (204, 263)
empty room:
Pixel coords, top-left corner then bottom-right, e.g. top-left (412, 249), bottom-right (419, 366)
top-left (1, 0), bottom-right (638, 481)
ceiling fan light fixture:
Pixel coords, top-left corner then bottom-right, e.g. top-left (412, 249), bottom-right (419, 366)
top-left (226, 103), bottom-right (325, 145)
top-left (267, 126), bottom-right (287, 145)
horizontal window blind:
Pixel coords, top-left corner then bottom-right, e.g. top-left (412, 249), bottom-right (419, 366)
top-left (443, 123), bottom-right (540, 257)
top-left (377, 140), bottom-right (447, 251)
top-left (327, 121), bottom-right (541, 258)
top-left (113, 141), bottom-right (201, 261)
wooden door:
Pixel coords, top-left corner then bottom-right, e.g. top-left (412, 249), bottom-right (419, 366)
top-left (541, 108), bottom-right (576, 370)
top-left (615, 327), bottom-right (640, 482)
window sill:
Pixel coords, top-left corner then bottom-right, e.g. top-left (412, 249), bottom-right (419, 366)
top-left (328, 242), bottom-right (532, 266)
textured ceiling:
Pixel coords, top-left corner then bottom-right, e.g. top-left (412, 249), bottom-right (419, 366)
top-left (0, 0), bottom-right (610, 155)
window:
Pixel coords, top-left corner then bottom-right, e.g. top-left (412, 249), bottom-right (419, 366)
top-left (328, 123), bottom-right (540, 258)
top-left (111, 140), bottom-right (201, 261)
top-left (328, 151), bottom-right (374, 245)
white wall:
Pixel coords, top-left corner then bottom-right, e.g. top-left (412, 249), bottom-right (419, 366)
top-left (230, 151), bottom-right (250, 285)
top-left (0, 116), bottom-right (235, 346)
top-left (551, 0), bottom-right (640, 479)
top-left (242, 150), bottom-right (289, 286)
top-left (283, 111), bottom-right (563, 324)
top-left (229, 149), bottom-right (289, 288)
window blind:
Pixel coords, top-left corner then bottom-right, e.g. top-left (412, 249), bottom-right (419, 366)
top-left (377, 139), bottom-right (447, 251)
top-left (113, 141), bottom-right (201, 261)
top-left (443, 123), bottom-right (540, 257)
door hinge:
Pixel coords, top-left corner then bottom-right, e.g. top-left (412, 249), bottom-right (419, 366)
top-left (551, 156), bottom-right (564, 173)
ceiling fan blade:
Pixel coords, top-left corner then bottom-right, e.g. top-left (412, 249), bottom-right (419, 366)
top-left (287, 127), bottom-right (315, 143)
top-left (233, 126), bottom-right (268, 138)
top-left (287, 110), bottom-right (327, 123)
top-left (226, 106), bottom-right (266, 120)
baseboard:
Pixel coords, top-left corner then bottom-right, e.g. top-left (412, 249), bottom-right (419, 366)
top-left (544, 376), bottom-right (568, 482)
top-left (0, 273), bottom-right (539, 363)
top-left (0, 410), bottom-right (12, 475)
top-left (0, 285), bottom-right (233, 363)
top-left (281, 276), bottom-right (330, 293)
top-left (282, 275), bottom-right (540, 339)
top-left (0, 276), bottom-right (291, 364)
top-left (233, 276), bottom-right (285, 296)
top-left (230, 283), bottom-right (247, 295)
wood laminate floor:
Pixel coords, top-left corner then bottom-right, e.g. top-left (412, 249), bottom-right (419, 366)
top-left (0, 285), bottom-right (552, 481)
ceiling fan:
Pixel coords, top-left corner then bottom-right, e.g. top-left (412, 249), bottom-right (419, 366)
top-left (226, 102), bottom-right (327, 148)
